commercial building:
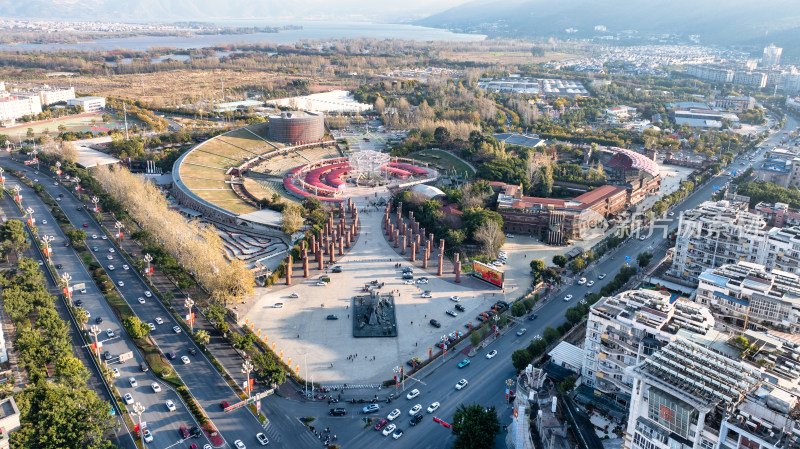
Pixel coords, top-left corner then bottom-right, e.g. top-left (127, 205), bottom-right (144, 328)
top-left (623, 338), bottom-right (765, 449)
top-left (762, 44), bottom-right (783, 67)
top-left (755, 156), bottom-right (800, 188)
top-left (764, 226), bottom-right (800, 276)
top-left (712, 96), bottom-right (755, 112)
top-left (267, 111), bottom-right (325, 145)
top-left (696, 261), bottom-right (800, 334)
top-left (733, 70), bottom-right (769, 88)
top-left (476, 77), bottom-right (589, 97)
top-left (496, 183), bottom-right (628, 244)
top-left (780, 69), bottom-right (800, 95)
top-left (0, 93), bottom-right (42, 124)
top-left (669, 200), bottom-right (768, 283)
top-left (0, 397), bottom-right (20, 449)
top-left (36, 86), bottom-right (75, 106)
top-left (582, 289), bottom-right (714, 408)
top-left (66, 96), bottom-right (105, 112)
top-left (673, 109), bottom-right (740, 129)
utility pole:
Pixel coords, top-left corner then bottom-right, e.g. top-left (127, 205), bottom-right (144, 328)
top-left (123, 103), bottom-right (129, 140)
top-left (221, 78), bottom-right (225, 102)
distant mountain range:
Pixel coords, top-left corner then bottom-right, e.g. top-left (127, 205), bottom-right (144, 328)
top-left (416, 0), bottom-right (800, 51)
top-left (0, 0), bottom-right (463, 23)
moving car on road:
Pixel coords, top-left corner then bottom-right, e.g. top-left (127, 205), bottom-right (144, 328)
top-left (455, 379), bottom-right (468, 390)
top-left (406, 389), bottom-right (420, 400)
top-left (408, 404), bottom-right (422, 416)
top-left (486, 350), bottom-right (498, 359)
top-left (427, 402), bottom-right (440, 413)
top-left (457, 359), bottom-right (471, 368)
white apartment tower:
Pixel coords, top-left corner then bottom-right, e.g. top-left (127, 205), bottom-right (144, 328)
top-left (669, 200), bottom-right (767, 284)
top-left (582, 289), bottom-right (714, 408)
top-left (762, 44), bottom-right (783, 67)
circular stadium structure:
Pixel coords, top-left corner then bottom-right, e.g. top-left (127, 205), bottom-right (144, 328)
top-left (267, 111), bottom-right (325, 145)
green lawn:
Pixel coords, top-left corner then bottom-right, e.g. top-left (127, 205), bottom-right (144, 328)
top-left (408, 149), bottom-right (475, 178)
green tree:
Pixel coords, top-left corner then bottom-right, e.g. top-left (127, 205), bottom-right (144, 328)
top-left (565, 307), bottom-right (584, 325)
top-left (511, 349), bottom-right (532, 370)
top-left (11, 379), bottom-right (115, 449)
top-left (281, 203), bottom-right (304, 235)
top-left (101, 113), bottom-right (111, 123)
top-left (26, 128), bottom-right (34, 138)
top-left (470, 331), bottom-right (481, 347)
top-left (529, 259), bottom-right (545, 275)
top-left (434, 126), bottom-right (451, 147)
top-left (302, 196), bottom-right (322, 212)
top-left (552, 254), bottom-right (568, 268)
top-left (543, 326), bottom-right (561, 344)
top-left (54, 356), bottom-right (90, 389)
top-left (122, 316), bottom-right (150, 339)
top-left (527, 337), bottom-right (547, 358)
top-left (569, 257), bottom-right (585, 273)
top-left (557, 378), bottom-right (576, 393)
top-left (65, 229), bottom-right (87, 246)
top-left (232, 333), bottom-right (256, 351)
top-left (651, 200), bottom-right (667, 216)
top-left (74, 307), bottom-right (88, 329)
top-left (193, 329), bottom-right (210, 347)
top-left (452, 404), bottom-right (501, 449)
top-left (637, 251), bottom-right (653, 268)
top-left (0, 219), bottom-right (30, 259)
top-left (206, 302), bottom-right (227, 324)
top-left (510, 302), bottom-right (526, 317)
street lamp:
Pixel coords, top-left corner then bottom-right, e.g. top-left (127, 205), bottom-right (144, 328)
top-left (12, 185), bottom-right (21, 203)
top-left (0, 167), bottom-right (4, 189)
top-left (89, 325), bottom-right (101, 359)
top-left (393, 365), bottom-right (404, 391)
top-left (114, 221), bottom-right (124, 242)
top-left (25, 207), bottom-right (35, 229)
top-left (242, 359), bottom-right (254, 398)
top-left (132, 401), bottom-right (146, 448)
top-left (91, 196), bottom-right (99, 213)
top-left (41, 235), bottom-right (54, 264)
top-left (184, 296), bottom-right (195, 333)
top-left (143, 253), bottom-right (153, 277)
top-left (60, 272), bottom-right (72, 301)
top-left (506, 378), bottom-right (515, 404)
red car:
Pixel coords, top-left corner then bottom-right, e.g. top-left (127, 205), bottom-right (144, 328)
top-left (220, 401), bottom-right (230, 410)
top-left (82, 223), bottom-right (88, 227)
top-left (179, 425), bottom-right (190, 439)
top-left (374, 418), bottom-right (388, 430)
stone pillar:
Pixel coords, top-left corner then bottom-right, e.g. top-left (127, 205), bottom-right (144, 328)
top-left (286, 255), bottom-right (293, 286)
top-left (407, 230), bottom-right (413, 249)
top-left (394, 230), bottom-right (400, 248)
top-left (423, 247), bottom-right (429, 269)
top-left (415, 233), bottom-right (421, 249)
top-left (411, 241), bottom-right (416, 262)
top-left (301, 240), bottom-right (306, 252)
top-left (302, 249), bottom-right (309, 278)
top-left (338, 236), bottom-right (344, 255)
top-left (317, 249), bottom-right (323, 270)
top-left (409, 211), bottom-right (414, 222)
top-left (401, 235), bottom-right (407, 255)
top-left (454, 253), bottom-right (461, 283)
top-left (329, 242), bottom-right (335, 263)
top-left (437, 239), bottom-right (445, 276)
top-left (311, 234), bottom-right (316, 252)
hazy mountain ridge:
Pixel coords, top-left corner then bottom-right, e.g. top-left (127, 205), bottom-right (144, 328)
top-left (0, 0), bottom-right (461, 22)
top-left (416, 0), bottom-right (800, 48)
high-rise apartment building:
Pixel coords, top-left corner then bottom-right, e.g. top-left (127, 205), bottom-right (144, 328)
top-left (669, 200), bottom-right (768, 284)
top-left (762, 44), bottom-right (783, 67)
top-left (582, 289), bottom-right (714, 407)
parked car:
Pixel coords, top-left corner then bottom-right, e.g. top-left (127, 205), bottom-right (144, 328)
top-left (517, 328), bottom-right (527, 336)
top-left (429, 319), bottom-right (441, 328)
top-left (454, 304), bottom-right (465, 311)
top-left (445, 310), bottom-right (457, 317)
top-left (326, 315), bottom-right (339, 320)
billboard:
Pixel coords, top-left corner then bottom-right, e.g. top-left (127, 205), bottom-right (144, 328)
top-left (472, 261), bottom-right (504, 288)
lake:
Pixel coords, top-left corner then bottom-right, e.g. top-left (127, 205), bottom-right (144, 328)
top-left (0, 21), bottom-right (485, 52)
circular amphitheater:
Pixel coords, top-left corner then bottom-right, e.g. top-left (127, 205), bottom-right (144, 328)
top-left (172, 123), bottom-right (437, 228)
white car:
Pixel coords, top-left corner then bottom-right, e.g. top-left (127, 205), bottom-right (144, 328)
top-left (406, 389), bottom-right (420, 400)
top-left (107, 265), bottom-right (115, 271)
top-left (128, 377), bottom-right (137, 387)
top-left (387, 409), bottom-right (401, 421)
top-left (404, 279), bottom-right (415, 285)
top-left (316, 281), bottom-right (328, 286)
top-left (564, 294), bottom-right (573, 302)
top-left (577, 278), bottom-right (587, 285)
top-left (144, 291), bottom-right (152, 298)
top-left (138, 297), bottom-right (145, 304)
top-left (409, 404), bottom-right (422, 416)
top-left (111, 368), bottom-right (120, 378)
top-left (102, 236), bottom-right (108, 240)
top-left (455, 379), bottom-right (468, 390)
top-left (486, 350), bottom-right (498, 359)
top-left (416, 278), bottom-right (429, 284)
top-left (173, 326), bottom-right (181, 333)
top-left (598, 273), bottom-right (607, 280)
top-left (181, 356), bottom-right (190, 365)
top-left (80, 288), bottom-right (87, 294)
top-left (123, 265), bottom-right (129, 270)
top-left (165, 399), bottom-right (176, 412)
top-left (151, 382), bottom-right (161, 392)
top-left (109, 248), bottom-right (115, 253)
top-left (123, 393), bottom-right (134, 405)
top-left (234, 441), bottom-right (246, 449)
top-left (148, 323), bottom-right (155, 331)
top-left (107, 255), bottom-right (113, 260)
top-left (449, 296), bottom-right (460, 302)
top-left (42, 220), bottom-right (47, 225)
top-left (92, 235), bottom-right (98, 239)
top-left (106, 329), bottom-right (115, 338)
top-left (505, 233), bottom-right (514, 238)
top-left (421, 292), bottom-right (432, 298)
top-left (587, 281), bottom-right (595, 287)
top-left (382, 424), bottom-right (396, 436)
top-left (256, 432), bottom-right (269, 445)
top-left (155, 317), bottom-right (163, 325)
top-left (668, 212), bottom-right (675, 217)
top-left (143, 429), bottom-right (153, 443)
top-left (392, 429), bottom-right (403, 439)
top-left (117, 281), bottom-right (124, 287)
top-left (426, 402), bottom-right (440, 413)
top-left (639, 236), bottom-right (646, 241)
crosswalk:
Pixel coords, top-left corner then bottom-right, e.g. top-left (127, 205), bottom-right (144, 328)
top-left (323, 383), bottom-right (381, 390)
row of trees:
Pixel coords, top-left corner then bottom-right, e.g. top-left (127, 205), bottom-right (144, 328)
top-left (92, 165), bottom-right (254, 304)
top-left (1, 255), bottom-right (114, 448)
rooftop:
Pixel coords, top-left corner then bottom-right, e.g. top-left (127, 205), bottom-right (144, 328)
top-left (605, 147), bottom-right (660, 177)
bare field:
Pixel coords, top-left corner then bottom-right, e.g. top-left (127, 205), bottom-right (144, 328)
top-left (179, 164), bottom-right (227, 180)
top-left (182, 178), bottom-right (230, 190)
top-left (183, 151), bottom-right (239, 169)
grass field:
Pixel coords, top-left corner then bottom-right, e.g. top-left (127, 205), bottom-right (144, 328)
top-left (182, 178), bottom-right (230, 190)
top-left (0, 112), bottom-right (134, 138)
top-left (408, 149), bottom-right (475, 178)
